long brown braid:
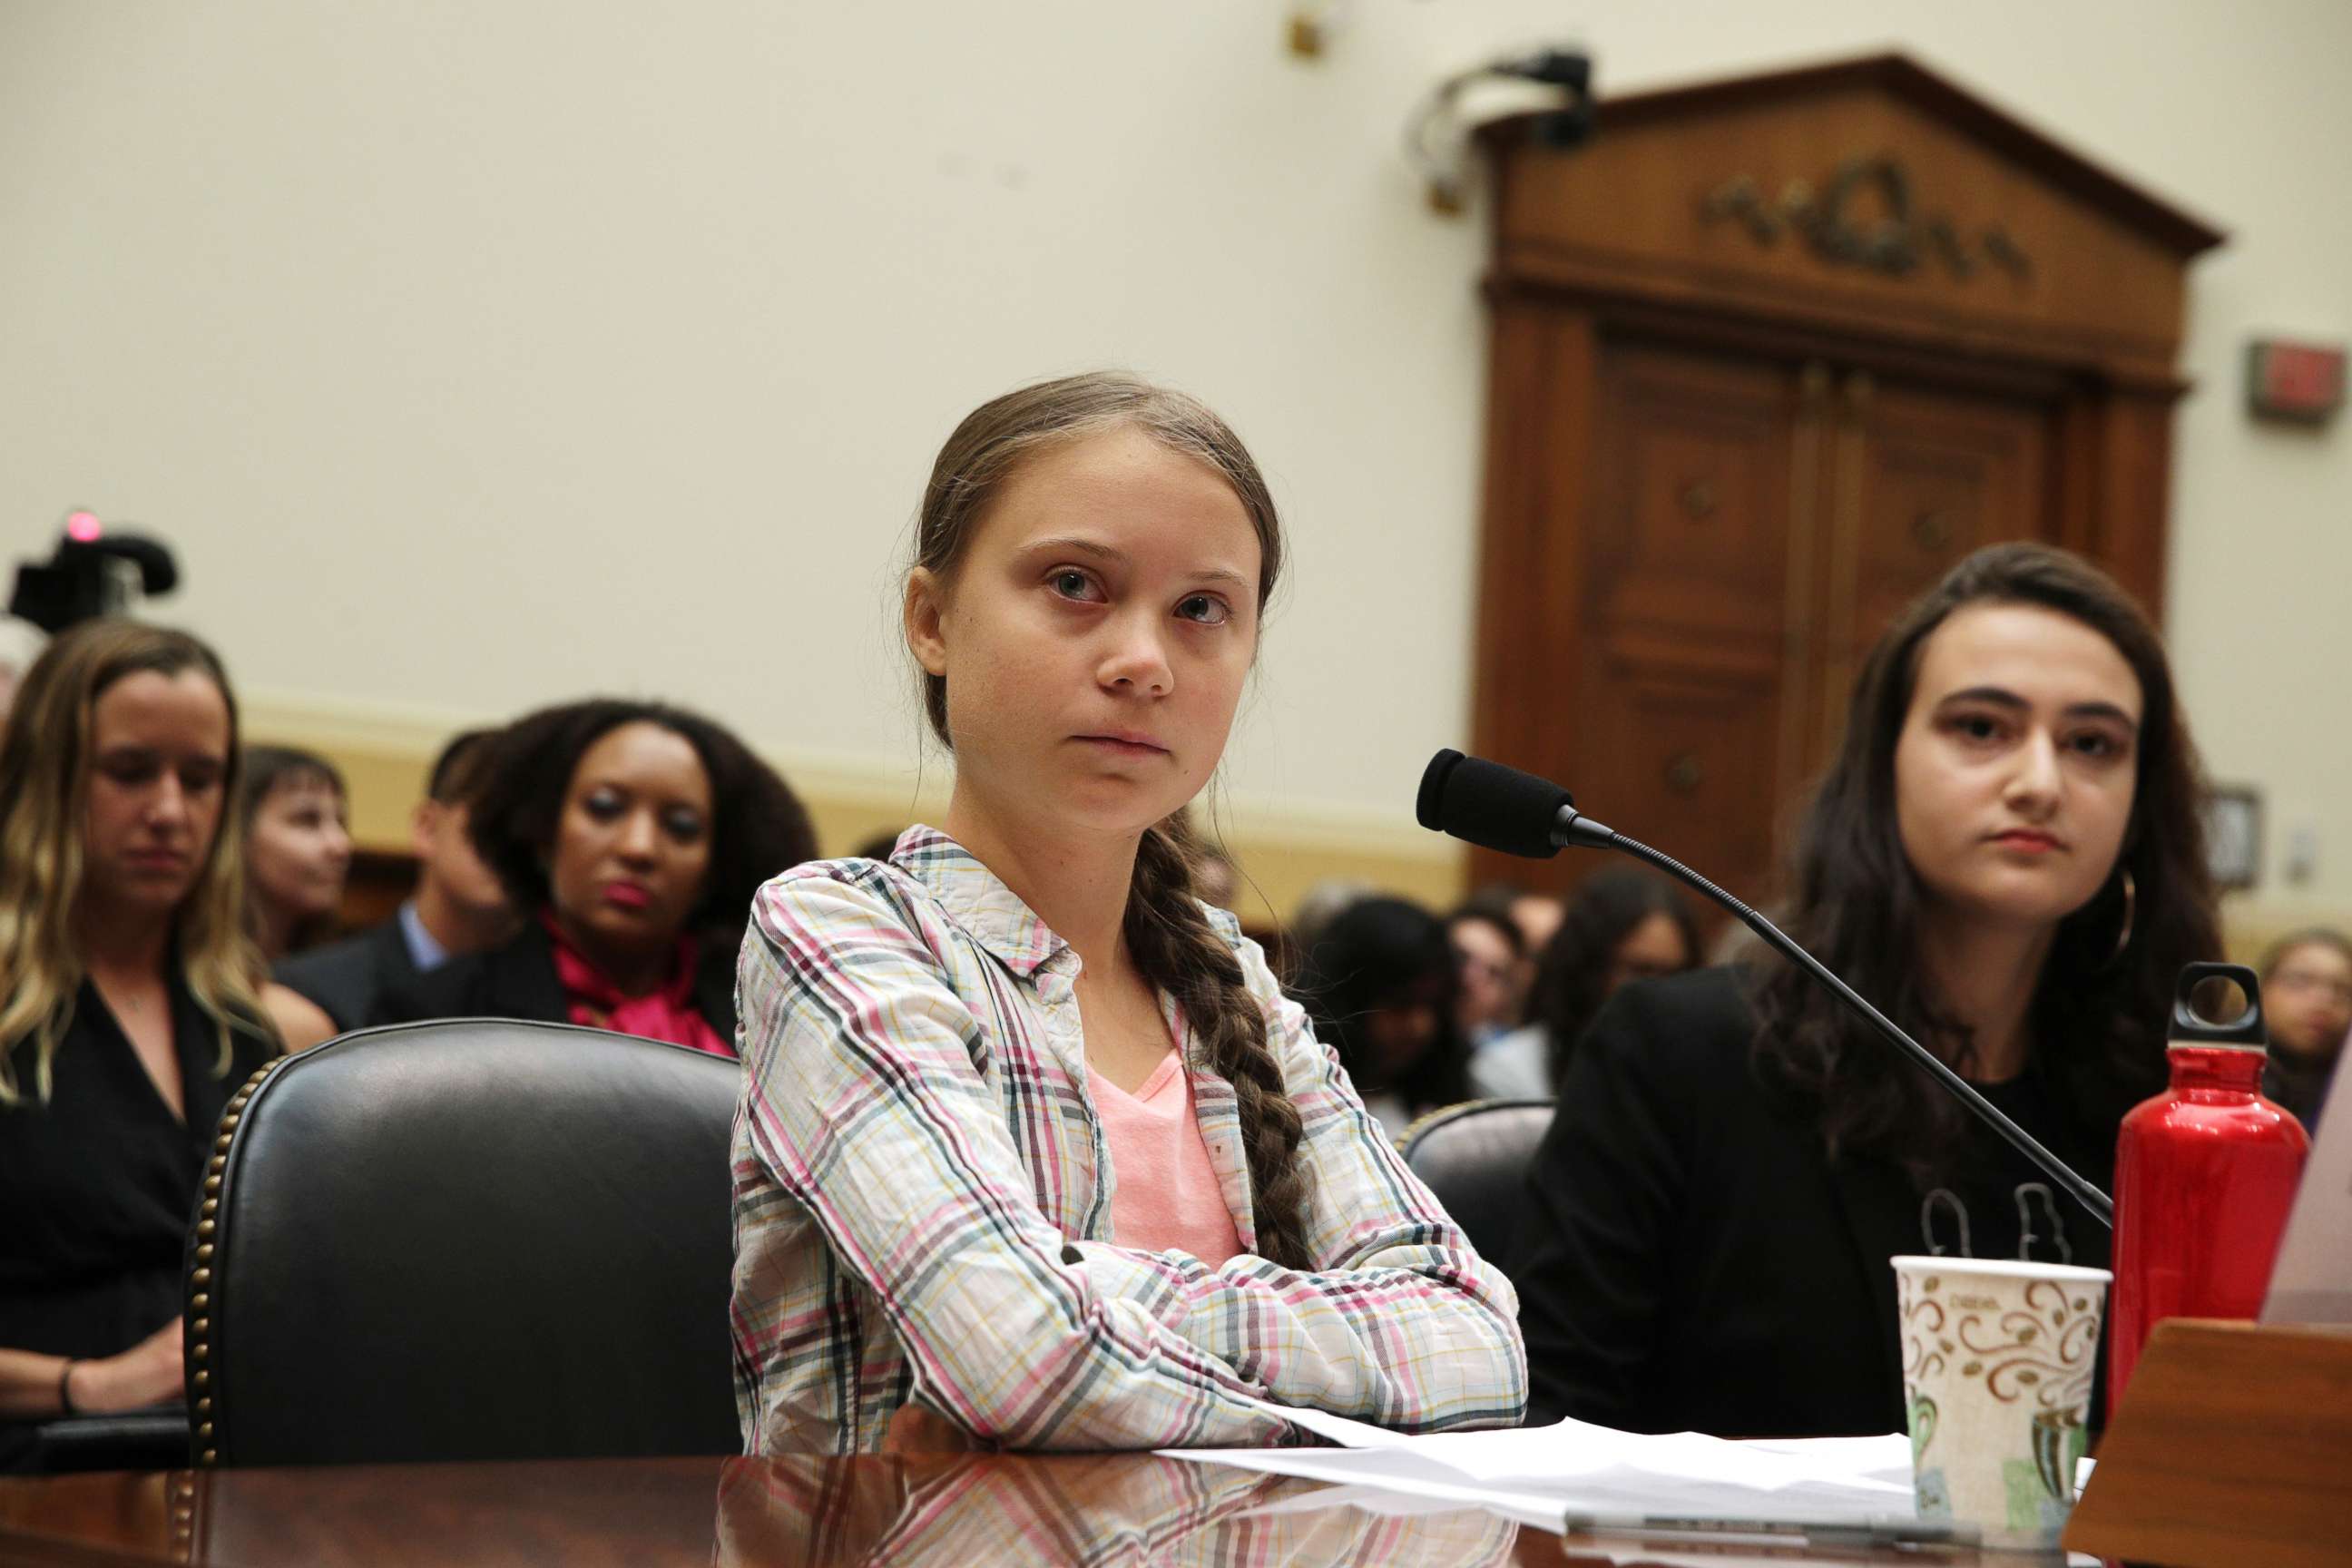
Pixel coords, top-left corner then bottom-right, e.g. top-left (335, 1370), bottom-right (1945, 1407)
top-left (908, 370), bottom-right (1316, 1269)
top-left (1125, 814), bottom-right (1315, 1269)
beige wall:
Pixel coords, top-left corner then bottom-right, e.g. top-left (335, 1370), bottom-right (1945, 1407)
top-left (5, 1), bottom-right (2349, 935)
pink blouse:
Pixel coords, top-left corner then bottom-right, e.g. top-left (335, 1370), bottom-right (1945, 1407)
top-left (1085, 1050), bottom-right (1245, 1268)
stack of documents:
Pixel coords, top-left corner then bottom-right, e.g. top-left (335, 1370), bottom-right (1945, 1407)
top-left (1158, 1398), bottom-right (1921, 1539)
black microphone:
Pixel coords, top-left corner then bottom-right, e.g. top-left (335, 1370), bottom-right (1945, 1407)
top-left (1416, 748), bottom-right (2115, 1229)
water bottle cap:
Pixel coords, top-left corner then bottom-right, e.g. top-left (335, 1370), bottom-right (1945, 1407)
top-left (2168, 961), bottom-right (2268, 1048)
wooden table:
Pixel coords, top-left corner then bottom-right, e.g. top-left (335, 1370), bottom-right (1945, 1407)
top-left (0, 1453), bottom-right (2033, 1567)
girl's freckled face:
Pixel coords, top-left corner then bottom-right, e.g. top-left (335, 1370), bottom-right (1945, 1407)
top-left (908, 426), bottom-right (1263, 835)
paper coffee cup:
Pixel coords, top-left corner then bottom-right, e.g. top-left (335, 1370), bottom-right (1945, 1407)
top-left (1890, 1256), bottom-right (2111, 1551)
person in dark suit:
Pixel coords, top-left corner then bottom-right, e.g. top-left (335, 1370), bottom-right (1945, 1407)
top-left (373, 700), bottom-right (818, 1055)
top-left (273, 729), bottom-right (514, 1034)
top-left (1514, 544), bottom-right (2221, 1438)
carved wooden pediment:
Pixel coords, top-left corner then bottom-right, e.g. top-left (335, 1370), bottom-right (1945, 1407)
top-left (1479, 54), bottom-right (2225, 381)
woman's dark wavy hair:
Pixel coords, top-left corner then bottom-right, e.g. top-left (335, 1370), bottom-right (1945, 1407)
top-left (1532, 868), bottom-right (1700, 1093)
top-left (1750, 543), bottom-right (2220, 1176)
top-left (1298, 896), bottom-right (1474, 1119)
top-left (466, 699), bottom-right (818, 958)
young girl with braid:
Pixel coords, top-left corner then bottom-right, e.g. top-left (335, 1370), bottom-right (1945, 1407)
top-left (730, 372), bottom-right (1526, 1453)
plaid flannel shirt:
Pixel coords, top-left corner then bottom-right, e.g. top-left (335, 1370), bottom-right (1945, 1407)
top-left (730, 828), bottom-right (1526, 1454)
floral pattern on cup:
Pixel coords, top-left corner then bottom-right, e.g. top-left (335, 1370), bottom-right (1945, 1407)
top-left (1896, 1269), bottom-right (2099, 1533)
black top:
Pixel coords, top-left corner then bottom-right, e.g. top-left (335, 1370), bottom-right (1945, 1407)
top-left (370, 919), bottom-right (738, 1044)
top-left (274, 916), bottom-right (418, 1034)
top-left (2264, 1049), bottom-right (2341, 1132)
top-left (1, 976), bottom-right (277, 1465)
top-left (1514, 965), bottom-right (2116, 1438)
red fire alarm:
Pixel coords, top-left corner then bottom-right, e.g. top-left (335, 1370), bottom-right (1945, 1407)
top-left (2246, 338), bottom-right (2345, 425)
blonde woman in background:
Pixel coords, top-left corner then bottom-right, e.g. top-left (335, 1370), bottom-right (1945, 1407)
top-left (0, 622), bottom-right (329, 1471)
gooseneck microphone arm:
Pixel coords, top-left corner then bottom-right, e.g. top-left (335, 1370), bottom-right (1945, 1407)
top-left (1417, 749), bottom-right (2114, 1230)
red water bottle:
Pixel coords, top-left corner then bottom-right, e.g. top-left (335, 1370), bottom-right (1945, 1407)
top-left (2108, 962), bottom-right (2310, 1414)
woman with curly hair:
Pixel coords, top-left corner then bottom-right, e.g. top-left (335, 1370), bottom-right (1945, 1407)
top-left (375, 699), bottom-right (817, 1054)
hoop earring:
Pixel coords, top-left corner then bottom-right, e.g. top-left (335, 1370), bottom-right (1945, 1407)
top-left (2109, 869), bottom-right (2137, 965)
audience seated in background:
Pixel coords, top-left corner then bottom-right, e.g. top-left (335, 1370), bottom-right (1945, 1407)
top-left (2258, 927), bottom-right (2352, 1130)
top-left (1298, 895), bottom-right (1474, 1139)
top-left (1284, 877), bottom-right (1372, 972)
top-left (273, 728), bottom-right (514, 1034)
top-left (1473, 881), bottom-right (1565, 964)
top-left (1514, 544), bottom-right (2221, 1438)
top-left (1446, 902), bottom-right (1528, 1048)
top-left (373, 699), bottom-right (818, 1054)
top-left (1470, 868), bottom-right (1699, 1100)
top-left (0, 622), bottom-right (328, 1471)
top-left (239, 745), bottom-right (353, 962)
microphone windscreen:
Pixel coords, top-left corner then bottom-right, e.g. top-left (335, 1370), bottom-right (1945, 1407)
top-left (1416, 750), bottom-right (1570, 859)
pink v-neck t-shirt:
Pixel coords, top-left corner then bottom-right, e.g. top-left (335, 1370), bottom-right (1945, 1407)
top-left (1085, 1050), bottom-right (1246, 1268)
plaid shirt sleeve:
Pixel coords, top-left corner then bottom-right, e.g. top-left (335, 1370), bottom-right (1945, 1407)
top-left (737, 867), bottom-right (1295, 1451)
top-left (1063, 913), bottom-right (1528, 1434)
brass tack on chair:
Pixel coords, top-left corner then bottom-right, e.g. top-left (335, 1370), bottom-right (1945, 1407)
top-left (199, 1423), bottom-right (212, 1441)
top-left (197, 1220), bottom-right (215, 1238)
top-left (195, 1244), bottom-right (213, 1261)
top-left (191, 1269), bottom-right (211, 1287)
top-left (191, 1344), bottom-right (206, 1363)
top-left (220, 1115), bottom-right (239, 1132)
top-left (202, 1450), bottom-right (217, 1465)
top-left (193, 1318), bottom-right (209, 1335)
top-left (204, 1176), bottom-right (220, 1193)
top-left (201, 1200), bottom-right (217, 1217)
top-left (192, 1371), bottom-right (208, 1388)
top-left (191, 1294), bottom-right (209, 1311)
top-left (196, 1397), bottom-right (211, 1414)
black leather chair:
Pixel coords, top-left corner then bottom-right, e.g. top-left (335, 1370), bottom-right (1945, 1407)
top-left (31, 1410), bottom-right (189, 1473)
top-left (186, 1019), bottom-right (743, 1467)
top-left (1399, 1098), bottom-right (1556, 1279)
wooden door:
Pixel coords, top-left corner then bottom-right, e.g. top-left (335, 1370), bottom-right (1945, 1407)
top-left (1504, 338), bottom-right (2066, 914)
top-left (1573, 339), bottom-right (1819, 911)
top-left (1806, 371), bottom-right (2063, 766)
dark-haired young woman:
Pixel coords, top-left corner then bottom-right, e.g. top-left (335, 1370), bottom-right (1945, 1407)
top-left (730, 373), bottom-right (1524, 1455)
top-left (1514, 543), bottom-right (2220, 1438)
top-left (1299, 896), bottom-right (1476, 1139)
top-left (239, 745), bottom-right (353, 962)
top-left (375, 700), bottom-right (818, 1054)
top-left (1471, 869), bottom-right (1699, 1100)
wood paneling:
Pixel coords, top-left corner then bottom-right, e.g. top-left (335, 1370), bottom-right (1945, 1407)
top-left (1468, 54), bottom-right (2220, 903)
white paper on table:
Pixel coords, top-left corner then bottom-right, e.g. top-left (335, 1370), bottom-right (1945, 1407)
top-left (1158, 1396), bottom-right (1917, 1534)
top-left (1236, 1481), bottom-right (1564, 1534)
